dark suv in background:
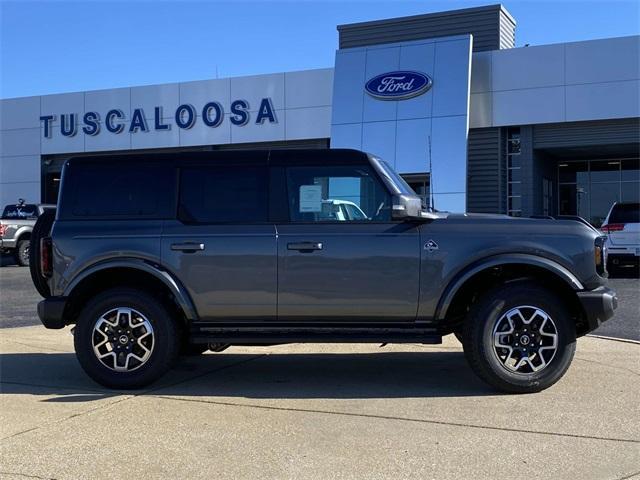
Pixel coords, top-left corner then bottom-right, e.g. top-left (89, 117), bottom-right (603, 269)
top-left (32, 149), bottom-right (617, 393)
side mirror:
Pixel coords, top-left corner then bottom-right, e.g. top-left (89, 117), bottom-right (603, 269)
top-left (391, 194), bottom-right (424, 220)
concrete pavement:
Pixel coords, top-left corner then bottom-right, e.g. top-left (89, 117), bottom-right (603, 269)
top-left (1, 326), bottom-right (639, 479)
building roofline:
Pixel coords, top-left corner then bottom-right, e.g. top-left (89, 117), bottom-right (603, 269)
top-left (337, 4), bottom-right (516, 32)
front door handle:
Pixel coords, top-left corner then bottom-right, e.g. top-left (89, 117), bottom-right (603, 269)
top-left (287, 242), bottom-right (323, 252)
top-left (171, 242), bottom-right (205, 252)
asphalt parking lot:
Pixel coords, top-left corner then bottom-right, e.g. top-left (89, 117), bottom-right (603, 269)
top-left (1, 261), bottom-right (639, 479)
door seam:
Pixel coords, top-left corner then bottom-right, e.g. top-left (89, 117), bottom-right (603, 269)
top-left (275, 223), bottom-right (279, 321)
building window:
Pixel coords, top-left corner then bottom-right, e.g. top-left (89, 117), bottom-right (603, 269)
top-left (401, 173), bottom-right (430, 209)
top-left (506, 127), bottom-right (522, 217)
top-left (558, 158), bottom-right (640, 227)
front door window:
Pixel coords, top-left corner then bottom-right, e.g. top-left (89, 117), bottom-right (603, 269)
top-left (285, 165), bottom-right (392, 222)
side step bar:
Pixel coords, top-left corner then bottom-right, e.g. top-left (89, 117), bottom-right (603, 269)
top-left (190, 327), bottom-right (442, 345)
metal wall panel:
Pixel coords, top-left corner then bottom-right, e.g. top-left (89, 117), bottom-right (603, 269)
top-left (518, 126), bottom-right (535, 217)
top-left (533, 119), bottom-right (640, 149)
top-left (337, 4), bottom-right (515, 52)
top-left (565, 36), bottom-right (640, 85)
top-left (492, 44), bottom-right (564, 91)
top-left (0, 68), bottom-right (333, 206)
top-left (566, 80), bottom-right (640, 122)
top-left (470, 35), bottom-right (640, 129)
top-left (466, 127), bottom-right (505, 213)
top-left (214, 138), bottom-right (329, 150)
top-left (499, 13), bottom-right (516, 50)
top-left (331, 35), bottom-right (473, 213)
top-left (0, 96), bottom-right (40, 131)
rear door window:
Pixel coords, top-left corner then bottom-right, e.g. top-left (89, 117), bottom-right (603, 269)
top-left (178, 166), bottom-right (268, 224)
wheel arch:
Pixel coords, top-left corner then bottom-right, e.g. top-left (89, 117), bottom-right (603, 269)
top-left (436, 254), bottom-right (589, 335)
top-left (15, 228), bottom-right (32, 243)
top-left (62, 259), bottom-right (198, 326)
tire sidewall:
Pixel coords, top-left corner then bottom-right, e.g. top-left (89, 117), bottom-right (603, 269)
top-left (16, 240), bottom-right (30, 266)
top-left (466, 283), bottom-right (576, 393)
top-left (74, 289), bottom-right (178, 389)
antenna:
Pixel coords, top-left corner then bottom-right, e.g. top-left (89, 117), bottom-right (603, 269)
top-left (428, 135), bottom-right (435, 210)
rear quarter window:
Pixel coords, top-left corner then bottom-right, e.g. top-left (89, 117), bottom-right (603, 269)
top-left (59, 163), bottom-right (176, 220)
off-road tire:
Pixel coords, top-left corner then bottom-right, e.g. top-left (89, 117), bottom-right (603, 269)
top-left (15, 239), bottom-right (30, 266)
top-left (29, 209), bottom-right (56, 297)
top-left (74, 288), bottom-right (180, 389)
top-left (461, 281), bottom-right (576, 394)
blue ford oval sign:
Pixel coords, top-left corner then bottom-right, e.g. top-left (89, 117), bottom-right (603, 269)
top-left (365, 71), bottom-right (432, 100)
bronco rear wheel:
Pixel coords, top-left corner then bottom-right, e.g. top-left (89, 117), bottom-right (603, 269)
top-left (74, 288), bottom-right (180, 389)
top-left (461, 281), bottom-right (576, 393)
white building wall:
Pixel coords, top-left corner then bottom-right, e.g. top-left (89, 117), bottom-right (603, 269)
top-left (0, 68), bottom-right (333, 206)
top-left (470, 35), bottom-right (640, 128)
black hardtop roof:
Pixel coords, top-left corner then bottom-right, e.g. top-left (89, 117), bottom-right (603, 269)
top-left (65, 148), bottom-right (371, 168)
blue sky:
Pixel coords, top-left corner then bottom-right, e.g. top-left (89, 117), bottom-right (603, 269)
top-left (1, 0), bottom-right (638, 98)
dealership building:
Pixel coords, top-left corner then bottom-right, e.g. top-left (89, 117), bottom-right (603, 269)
top-left (1, 4), bottom-right (638, 225)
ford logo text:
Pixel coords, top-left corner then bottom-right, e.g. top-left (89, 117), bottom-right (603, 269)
top-left (365, 71), bottom-right (432, 100)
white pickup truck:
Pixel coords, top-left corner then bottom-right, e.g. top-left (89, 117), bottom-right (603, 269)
top-left (0, 200), bottom-right (55, 266)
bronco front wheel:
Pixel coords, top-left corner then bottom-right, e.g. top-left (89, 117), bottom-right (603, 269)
top-left (461, 282), bottom-right (576, 393)
top-left (74, 288), bottom-right (180, 389)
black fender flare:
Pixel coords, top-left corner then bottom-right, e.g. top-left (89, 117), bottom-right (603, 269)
top-left (435, 253), bottom-right (584, 321)
top-left (62, 258), bottom-right (198, 322)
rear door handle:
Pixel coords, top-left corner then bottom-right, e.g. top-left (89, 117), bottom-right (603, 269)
top-left (171, 242), bottom-right (205, 252)
top-left (287, 242), bottom-right (323, 252)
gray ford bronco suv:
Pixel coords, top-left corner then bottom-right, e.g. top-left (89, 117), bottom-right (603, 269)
top-left (33, 149), bottom-right (617, 392)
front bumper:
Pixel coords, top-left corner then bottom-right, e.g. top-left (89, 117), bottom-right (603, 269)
top-left (576, 287), bottom-right (618, 333)
top-left (37, 297), bottom-right (68, 329)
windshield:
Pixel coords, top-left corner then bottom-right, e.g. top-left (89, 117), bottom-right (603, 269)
top-left (344, 203), bottom-right (367, 220)
top-left (369, 156), bottom-right (416, 195)
top-left (1, 204), bottom-right (38, 219)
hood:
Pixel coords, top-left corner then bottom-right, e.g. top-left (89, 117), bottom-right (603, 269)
top-left (441, 212), bottom-right (600, 234)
